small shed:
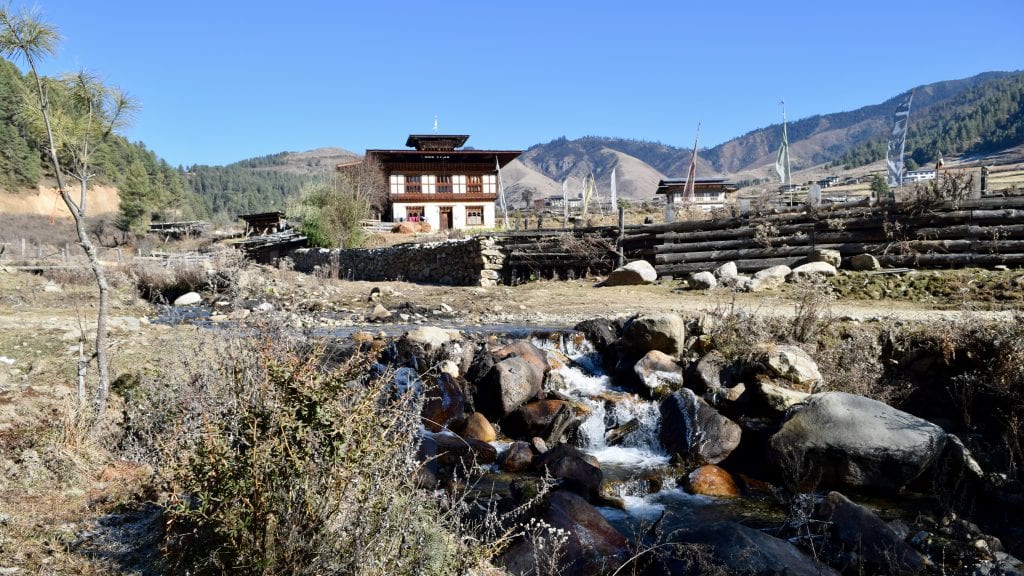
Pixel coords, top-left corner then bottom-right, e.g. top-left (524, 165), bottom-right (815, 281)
top-left (239, 211), bottom-right (288, 236)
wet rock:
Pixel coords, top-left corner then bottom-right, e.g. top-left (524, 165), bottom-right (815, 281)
top-left (475, 356), bottom-right (544, 421)
top-left (634, 350), bottom-right (684, 391)
top-left (604, 418), bottom-right (639, 447)
top-left (493, 341), bottom-right (550, 386)
top-left (601, 260), bottom-right (657, 286)
top-left (573, 318), bottom-right (619, 353)
top-left (533, 444), bottom-right (603, 499)
top-left (690, 271), bottom-right (717, 290)
top-left (713, 261), bottom-right (739, 286)
top-left (618, 313), bottom-right (687, 358)
top-left (173, 291), bottom-right (202, 306)
top-left (789, 261), bottom-right (838, 280)
top-left (687, 465), bottom-right (740, 498)
top-left (850, 253), bottom-right (881, 271)
top-left (500, 441), bottom-right (534, 473)
top-left (814, 491), bottom-right (928, 575)
top-left (503, 399), bottom-right (578, 445)
top-left (421, 373), bottom-right (466, 433)
top-left (432, 432), bottom-right (498, 469)
top-left (769, 392), bottom-right (947, 492)
top-left (499, 490), bottom-right (628, 576)
top-left (461, 412), bottom-right (497, 443)
top-left (531, 437), bottom-right (549, 454)
top-left (755, 344), bottom-right (823, 392)
top-left (659, 388), bottom-right (742, 465)
top-left (675, 521), bottom-right (839, 576)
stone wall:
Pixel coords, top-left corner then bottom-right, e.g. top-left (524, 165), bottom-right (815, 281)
top-left (290, 236), bottom-right (505, 286)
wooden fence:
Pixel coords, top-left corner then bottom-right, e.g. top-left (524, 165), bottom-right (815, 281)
top-left (621, 196), bottom-right (1024, 276)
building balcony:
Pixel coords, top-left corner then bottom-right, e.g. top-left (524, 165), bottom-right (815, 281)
top-left (390, 192), bottom-right (498, 203)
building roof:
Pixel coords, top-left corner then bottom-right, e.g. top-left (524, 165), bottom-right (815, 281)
top-left (366, 149), bottom-right (522, 168)
top-left (406, 134), bottom-right (470, 150)
top-left (655, 178), bottom-right (738, 194)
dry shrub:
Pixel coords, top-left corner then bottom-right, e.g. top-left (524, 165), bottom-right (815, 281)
top-left (133, 330), bottom-right (496, 575)
top-left (789, 278), bottom-right (835, 344)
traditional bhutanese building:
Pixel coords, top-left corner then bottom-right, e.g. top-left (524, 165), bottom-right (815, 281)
top-left (365, 134), bottom-right (521, 230)
top-left (654, 177), bottom-right (738, 212)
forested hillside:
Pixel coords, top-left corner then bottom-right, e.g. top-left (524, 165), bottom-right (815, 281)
top-left (186, 148), bottom-right (359, 216)
top-left (0, 60), bottom-right (201, 224)
top-left (835, 72), bottom-right (1024, 169)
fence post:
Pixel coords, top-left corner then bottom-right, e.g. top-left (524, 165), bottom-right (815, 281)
top-left (617, 206), bottom-right (626, 268)
top-left (21, 238), bottom-right (26, 260)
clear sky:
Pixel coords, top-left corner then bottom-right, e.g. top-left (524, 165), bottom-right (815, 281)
top-left (15, 0), bottom-right (1024, 167)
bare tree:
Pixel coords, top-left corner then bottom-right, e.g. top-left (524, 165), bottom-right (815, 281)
top-left (1, 7), bottom-right (136, 424)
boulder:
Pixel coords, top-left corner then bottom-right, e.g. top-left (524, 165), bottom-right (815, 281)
top-left (417, 221), bottom-right (433, 233)
top-left (475, 356), bottom-right (544, 421)
top-left (421, 373), bottom-right (467, 432)
top-left (814, 491), bottom-right (928, 575)
top-left (499, 490), bottom-right (628, 576)
top-left (601, 260), bottom-right (657, 286)
top-left (634, 350), bottom-right (684, 391)
top-left (618, 313), bottom-right (687, 358)
top-left (370, 303), bottom-right (392, 321)
top-left (849, 253), bottom-right (881, 271)
top-left (675, 522), bottom-right (839, 576)
top-left (173, 291), bottom-right (202, 306)
top-left (503, 399), bottom-right (578, 445)
top-left (687, 465), bottom-right (740, 498)
top-left (573, 318), bottom-right (619, 353)
top-left (688, 350), bottom-right (736, 395)
top-left (754, 379), bottom-right (811, 412)
top-left (769, 392), bottom-right (947, 492)
top-left (690, 271), bottom-right (717, 290)
top-left (807, 249), bottom-right (842, 268)
top-left (789, 261), bottom-right (838, 280)
top-left (713, 261), bottom-right (740, 286)
top-left (500, 441), bottom-right (534, 473)
top-left (404, 326), bottom-right (462, 353)
top-left (533, 444), bottom-right (603, 499)
top-left (493, 341), bottom-right (550, 385)
top-left (745, 264), bottom-right (790, 291)
top-left (462, 412), bottom-right (497, 443)
top-left (659, 388), bottom-right (742, 465)
top-left (391, 221), bottom-right (418, 234)
top-left (430, 432), bottom-right (499, 469)
top-left (755, 344), bottom-right (823, 392)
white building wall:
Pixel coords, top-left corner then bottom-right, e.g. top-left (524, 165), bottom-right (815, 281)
top-left (392, 201), bottom-right (497, 230)
top-left (484, 204), bottom-right (497, 228)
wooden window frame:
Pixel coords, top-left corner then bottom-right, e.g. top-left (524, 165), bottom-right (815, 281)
top-left (437, 175), bottom-right (453, 194)
top-left (467, 174), bottom-right (483, 194)
top-left (466, 205), bottom-right (484, 226)
top-left (405, 205), bottom-right (425, 222)
top-left (405, 175), bottom-right (422, 194)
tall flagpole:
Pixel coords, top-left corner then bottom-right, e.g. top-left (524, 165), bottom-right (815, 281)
top-left (781, 101), bottom-right (790, 186)
top-left (496, 156), bottom-right (508, 229)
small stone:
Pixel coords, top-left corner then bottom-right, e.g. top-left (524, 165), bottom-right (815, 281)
top-left (690, 271), bottom-right (717, 290)
top-left (687, 464), bottom-right (740, 497)
top-left (173, 291), bottom-right (202, 306)
top-left (43, 282), bottom-right (62, 293)
top-left (370, 304), bottom-right (392, 321)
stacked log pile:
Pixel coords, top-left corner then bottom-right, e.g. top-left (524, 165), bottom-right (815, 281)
top-left (620, 196), bottom-right (1024, 276)
top-left (498, 228), bottom-right (622, 284)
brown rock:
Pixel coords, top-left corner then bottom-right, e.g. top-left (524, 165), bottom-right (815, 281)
top-left (500, 441), bottom-right (534, 473)
top-left (462, 412), bottom-right (497, 443)
top-left (687, 465), bottom-right (740, 498)
top-left (391, 221), bottom-right (417, 234)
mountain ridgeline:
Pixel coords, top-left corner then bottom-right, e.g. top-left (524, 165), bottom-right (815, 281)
top-left (513, 71), bottom-right (1024, 198)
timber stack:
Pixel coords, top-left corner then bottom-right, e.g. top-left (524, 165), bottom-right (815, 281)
top-left (621, 196), bottom-right (1024, 276)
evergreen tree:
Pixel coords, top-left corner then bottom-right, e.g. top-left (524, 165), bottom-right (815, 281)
top-left (115, 160), bottom-right (151, 234)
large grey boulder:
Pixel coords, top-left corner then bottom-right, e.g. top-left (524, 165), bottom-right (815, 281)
top-left (713, 261), bottom-right (740, 285)
top-left (659, 388), bottom-right (742, 465)
top-left (740, 265), bottom-right (791, 292)
top-left (532, 444), bottom-right (603, 500)
top-left (618, 313), bottom-right (687, 358)
top-left (769, 392), bottom-right (948, 492)
top-left (789, 261), bottom-right (838, 280)
top-left (404, 326), bottom-right (462, 352)
top-left (849, 253), bottom-right (881, 271)
top-left (807, 248), bottom-right (842, 268)
top-left (502, 399), bottom-right (579, 445)
top-left (690, 271), bottom-right (717, 290)
top-left (601, 260), bottom-right (657, 286)
top-left (475, 356), bottom-right (544, 420)
top-left (674, 521), bottom-right (840, 576)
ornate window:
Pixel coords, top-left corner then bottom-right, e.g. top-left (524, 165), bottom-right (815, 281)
top-left (466, 206), bottom-right (484, 226)
top-left (467, 175), bottom-right (483, 194)
top-left (437, 175), bottom-right (452, 194)
top-left (405, 175), bottom-right (422, 194)
top-left (405, 206), bottom-right (424, 222)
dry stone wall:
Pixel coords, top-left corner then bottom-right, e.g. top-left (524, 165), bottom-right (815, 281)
top-left (290, 236), bottom-right (505, 286)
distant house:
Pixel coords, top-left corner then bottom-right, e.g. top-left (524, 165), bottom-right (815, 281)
top-left (903, 169), bottom-right (937, 184)
top-left (546, 195), bottom-right (565, 208)
top-left (655, 178), bottom-right (738, 212)
top-left (365, 134), bottom-right (521, 230)
top-left (239, 211), bottom-right (288, 236)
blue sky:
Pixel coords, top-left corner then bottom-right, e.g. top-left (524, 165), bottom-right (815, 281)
top-left (16, 0), bottom-right (1024, 167)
